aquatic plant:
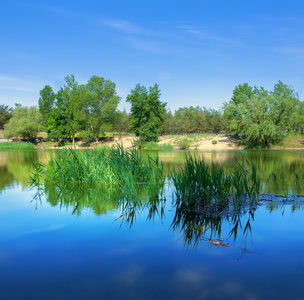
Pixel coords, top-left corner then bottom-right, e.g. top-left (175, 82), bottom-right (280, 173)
top-left (31, 144), bottom-right (165, 198)
top-left (171, 155), bottom-right (260, 208)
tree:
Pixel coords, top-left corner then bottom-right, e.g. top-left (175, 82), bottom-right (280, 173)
top-left (38, 75), bottom-right (120, 142)
top-left (0, 105), bottom-right (13, 129)
top-left (127, 84), bottom-right (166, 142)
top-left (86, 75), bottom-right (120, 141)
top-left (224, 81), bottom-right (299, 146)
top-left (112, 109), bottom-right (131, 136)
top-left (4, 106), bottom-right (43, 142)
top-left (38, 85), bottom-right (56, 134)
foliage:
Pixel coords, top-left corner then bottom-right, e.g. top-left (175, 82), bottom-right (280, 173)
top-left (224, 81), bottom-right (299, 147)
top-left (162, 106), bottom-right (226, 134)
top-left (127, 83), bottom-right (166, 142)
top-left (0, 104), bottom-right (13, 130)
top-left (86, 75), bottom-right (120, 140)
top-left (212, 139), bottom-right (217, 144)
top-left (175, 137), bottom-right (191, 149)
top-left (112, 109), bottom-right (131, 135)
top-left (38, 85), bottom-right (56, 134)
top-left (38, 74), bottom-right (120, 142)
top-left (4, 106), bottom-right (43, 142)
top-left (0, 142), bottom-right (35, 149)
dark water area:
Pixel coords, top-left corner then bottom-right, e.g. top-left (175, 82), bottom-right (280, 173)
top-left (0, 149), bottom-right (304, 299)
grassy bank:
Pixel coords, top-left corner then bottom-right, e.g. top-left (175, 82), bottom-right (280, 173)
top-left (0, 142), bottom-right (35, 150)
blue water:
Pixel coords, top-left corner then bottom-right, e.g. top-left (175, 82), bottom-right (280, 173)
top-left (1, 150), bottom-right (304, 299)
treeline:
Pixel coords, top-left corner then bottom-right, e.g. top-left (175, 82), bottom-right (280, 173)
top-left (163, 107), bottom-right (226, 134)
top-left (1, 75), bottom-right (303, 147)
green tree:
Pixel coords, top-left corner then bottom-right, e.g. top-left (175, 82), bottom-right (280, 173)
top-left (224, 81), bottom-right (299, 146)
top-left (4, 106), bottom-right (43, 142)
top-left (127, 84), bottom-right (166, 142)
top-left (38, 85), bottom-right (56, 134)
top-left (0, 105), bottom-right (13, 130)
top-left (112, 109), bottom-right (131, 136)
top-left (86, 75), bottom-right (120, 141)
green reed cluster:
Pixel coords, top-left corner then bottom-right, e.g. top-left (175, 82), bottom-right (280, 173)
top-left (171, 155), bottom-right (260, 207)
top-left (31, 145), bottom-right (165, 197)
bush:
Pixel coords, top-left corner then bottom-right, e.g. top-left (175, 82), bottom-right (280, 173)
top-left (212, 139), bottom-right (217, 144)
top-left (176, 137), bottom-right (191, 149)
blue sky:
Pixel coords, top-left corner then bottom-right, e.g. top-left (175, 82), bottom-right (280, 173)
top-left (1, 0), bottom-right (304, 112)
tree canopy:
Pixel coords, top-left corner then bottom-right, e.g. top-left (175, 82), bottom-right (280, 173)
top-left (127, 84), bottom-right (166, 142)
top-left (4, 106), bottom-right (43, 141)
top-left (223, 81), bottom-right (299, 146)
top-left (0, 104), bottom-right (13, 130)
top-left (38, 74), bottom-right (120, 142)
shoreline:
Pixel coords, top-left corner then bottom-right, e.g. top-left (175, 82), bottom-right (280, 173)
top-left (1, 133), bottom-right (304, 151)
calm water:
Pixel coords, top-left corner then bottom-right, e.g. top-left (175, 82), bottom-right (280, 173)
top-left (1, 149), bottom-right (304, 300)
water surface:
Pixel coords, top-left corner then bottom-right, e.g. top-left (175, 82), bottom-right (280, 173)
top-left (0, 149), bottom-right (304, 299)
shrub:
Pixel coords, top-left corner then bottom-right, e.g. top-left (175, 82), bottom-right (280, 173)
top-left (176, 137), bottom-right (191, 149)
top-left (212, 139), bottom-right (217, 145)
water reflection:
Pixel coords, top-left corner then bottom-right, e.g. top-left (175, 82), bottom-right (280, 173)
top-left (32, 180), bottom-right (260, 254)
top-left (143, 150), bottom-right (304, 194)
top-left (1, 149), bottom-right (304, 194)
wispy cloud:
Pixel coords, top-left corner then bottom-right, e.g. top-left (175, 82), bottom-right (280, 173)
top-left (46, 5), bottom-right (90, 22)
top-left (124, 37), bottom-right (167, 54)
top-left (102, 19), bottom-right (145, 34)
top-left (0, 74), bottom-right (43, 93)
top-left (177, 25), bottom-right (242, 47)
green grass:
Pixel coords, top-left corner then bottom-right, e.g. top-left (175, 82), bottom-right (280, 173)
top-left (0, 142), bottom-right (35, 150)
top-left (144, 141), bottom-right (173, 150)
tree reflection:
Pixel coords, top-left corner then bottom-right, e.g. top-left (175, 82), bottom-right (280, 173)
top-left (35, 181), bottom-right (166, 220)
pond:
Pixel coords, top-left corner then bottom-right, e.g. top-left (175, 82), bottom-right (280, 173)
top-left (0, 149), bottom-right (304, 300)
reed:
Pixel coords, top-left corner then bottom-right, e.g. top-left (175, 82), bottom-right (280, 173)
top-left (171, 155), bottom-right (260, 208)
top-left (31, 144), bottom-right (165, 197)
